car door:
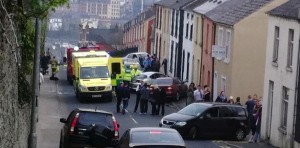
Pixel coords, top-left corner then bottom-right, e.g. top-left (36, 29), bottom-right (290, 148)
top-left (219, 106), bottom-right (235, 136)
top-left (197, 107), bottom-right (224, 137)
top-left (62, 110), bottom-right (77, 145)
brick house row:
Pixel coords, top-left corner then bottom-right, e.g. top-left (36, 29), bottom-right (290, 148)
top-left (122, 0), bottom-right (300, 147)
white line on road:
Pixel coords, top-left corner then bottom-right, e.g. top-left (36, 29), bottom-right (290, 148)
top-left (129, 114), bottom-right (138, 124)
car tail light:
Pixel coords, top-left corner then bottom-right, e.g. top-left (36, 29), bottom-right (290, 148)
top-left (70, 113), bottom-right (79, 135)
top-left (112, 116), bottom-right (119, 138)
top-left (167, 87), bottom-right (172, 90)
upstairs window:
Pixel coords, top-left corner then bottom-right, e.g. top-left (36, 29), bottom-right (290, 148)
top-left (273, 26), bottom-right (280, 63)
top-left (287, 29), bottom-right (294, 68)
top-left (190, 24), bottom-right (193, 40)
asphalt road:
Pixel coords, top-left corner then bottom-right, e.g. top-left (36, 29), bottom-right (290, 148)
top-left (37, 64), bottom-right (221, 148)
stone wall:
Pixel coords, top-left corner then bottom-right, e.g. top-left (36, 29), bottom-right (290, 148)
top-left (0, 0), bottom-right (31, 147)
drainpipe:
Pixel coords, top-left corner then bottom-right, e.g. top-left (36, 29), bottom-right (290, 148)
top-left (200, 16), bottom-right (204, 85)
top-left (211, 22), bottom-right (216, 102)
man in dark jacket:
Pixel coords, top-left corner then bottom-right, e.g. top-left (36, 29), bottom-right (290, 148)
top-left (139, 83), bottom-right (149, 114)
top-left (122, 82), bottom-right (131, 114)
top-left (151, 86), bottom-right (160, 115)
top-left (115, 82), bottom-right (124, 113)
top-left (134, 81), bottom-right (144, 113)
top-left (156, 88), bottom-right (166, 116)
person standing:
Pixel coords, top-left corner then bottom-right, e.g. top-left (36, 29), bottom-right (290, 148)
top-left (131, 65), bottom-right (141, 79)
top-left (187, 83), bottom-right (195, 105)
top-left (235, 97), bottom-right (242, 105)
top-left (115, 82), bottom-right (124, 113)
top-left (161, 58), bottom-right (168, 75)
top-left (156, 87), bottom-right (166, 116)
top-left (203, 85), bottom-right (211, 102)
top-left (122, 82), bottom-right (131, 114)
top-left (50, 56), bottom-right (58, 77)
top-left (151, 86), bottom-right (160, 115)
top-left (245, 95), bottom-right (256, 142)
top-left (40, 53), bottom-right (48, 75)
top-left (139, 83), bottom-right (150, 114)
top-left (39, 72), bottom-right (44, 90)
top-left (228, 96), bottom-right (235, 104)
top-left (215, 91), bottom-right (227, 102)
top-left (154, 58), bottom-right (161, 72)
top-left (134, 81), bottom-right (144, 113)
top-left (253, 100), bottom-right (262, 143)
top-left (194, 85), bottom-right (204, 102)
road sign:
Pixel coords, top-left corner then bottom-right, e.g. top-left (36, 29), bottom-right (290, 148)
top-left (212, 45), bottom-right (226, 58)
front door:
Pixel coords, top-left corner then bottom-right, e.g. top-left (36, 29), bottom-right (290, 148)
top-left (198, 107), bottom-right (224, 137)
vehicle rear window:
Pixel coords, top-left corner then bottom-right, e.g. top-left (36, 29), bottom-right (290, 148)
top-left (131, 131), bottom-right (183, 145)
top-left (178, 103), bottom-right (208, 116)
top-left (135, 74), bottom-right (147, 79)
top-left (154, 79), bottom-right (173, 85)
top-left (78, 112), bottom-right (113, 127)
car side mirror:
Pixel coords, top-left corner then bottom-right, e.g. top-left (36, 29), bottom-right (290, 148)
top-left (60, 118), bottom-right (67, 123)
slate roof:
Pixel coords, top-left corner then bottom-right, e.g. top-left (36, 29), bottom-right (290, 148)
top-left (205, 0), bottom-right (273, 26)
top-left (183, 0), bottom-right (208, 11)
top-left (268, 0), bottom-right (300, 21)
top-left (155, 0), bottom-right (195, 10)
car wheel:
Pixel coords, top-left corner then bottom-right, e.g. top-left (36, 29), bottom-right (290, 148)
top-left (235, 128), bottom-right (245, 141)
top-left (188, 126), bottom-right (198, 140)
top-left (78, 93), bottom-right (85, 103)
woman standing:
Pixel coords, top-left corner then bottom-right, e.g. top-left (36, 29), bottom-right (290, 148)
top-left (139, 83), bottom-right (150, 114)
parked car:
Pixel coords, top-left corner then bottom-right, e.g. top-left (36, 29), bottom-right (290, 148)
top-left (117, 127), bottom-right (186, 148)
top-left (123, 52), bottom-right (148, 67)
top-left (130, 72), bottom-right (166, 91)
top-left (150, 77), bottom-right (188, 101)
top-left (159, 103), bottom-right (250, 141)
top-left (59, 108), bottom-right (119, 148)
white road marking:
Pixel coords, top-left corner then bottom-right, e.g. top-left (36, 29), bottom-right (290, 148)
top-left (129, 114), bottom-right (138, 124)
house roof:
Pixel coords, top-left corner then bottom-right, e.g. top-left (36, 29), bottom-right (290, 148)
top-left (194, 0), bottom-right (229, 14)
top-left (268, 0), bottom-right (300, 21)
top-left (205, 0), bottom-right (273, 26)
top-left (183, 0), bottom-right (208, 11)
top-left (155, 0), bottom-right (195, 10)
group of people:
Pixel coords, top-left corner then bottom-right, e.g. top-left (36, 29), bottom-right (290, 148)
top-left (186, 83), bottom-right (211, 104)
top-left (141, 54), bottom-right (161, 72)
top-left (115, 81), bottom-right (166, 116)
top-left (245, 94), bottom-right (262, 143)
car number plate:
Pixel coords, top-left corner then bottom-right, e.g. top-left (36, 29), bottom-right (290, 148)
top-left (92, 95), bottom-right (101, 98)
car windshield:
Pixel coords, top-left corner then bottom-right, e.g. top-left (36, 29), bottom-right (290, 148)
top-left (80, 66), bottom-right (109, 79)
top-left (135, 74), bottom-right (147, 79)
top-left (78, 112), bottom-right (113, 127)
top-left (131, 131), bottom-right (183, 145)
top-left (178, 104), bottom-right (209, 116)
top-left (154, 79), bottom-right (173, 85)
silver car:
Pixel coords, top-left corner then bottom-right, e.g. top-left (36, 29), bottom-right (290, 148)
top-left (130, 72), bottom-right (166, 91)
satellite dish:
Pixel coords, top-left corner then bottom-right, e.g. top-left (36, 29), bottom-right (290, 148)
top-left (74, 46), bottom-right (79, 51)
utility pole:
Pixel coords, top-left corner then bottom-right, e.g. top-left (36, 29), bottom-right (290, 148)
top-left (28, 18), bottom-right (41, 148)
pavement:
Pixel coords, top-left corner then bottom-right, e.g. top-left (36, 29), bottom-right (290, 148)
top-left (171, 98), bottom-right (277, 148)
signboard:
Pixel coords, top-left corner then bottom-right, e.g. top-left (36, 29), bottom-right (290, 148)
top-left (212, 45), bottom-right (226, 58)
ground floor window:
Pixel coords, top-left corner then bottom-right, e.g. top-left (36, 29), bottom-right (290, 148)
top-left (281, 86), bottom-right (289, 129)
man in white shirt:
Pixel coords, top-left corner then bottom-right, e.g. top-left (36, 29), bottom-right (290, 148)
top-left (194, 85), bottom-right (204, 102)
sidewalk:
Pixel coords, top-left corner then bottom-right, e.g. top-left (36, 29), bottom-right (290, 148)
top-left (171, 98), bottom-right (277, 148)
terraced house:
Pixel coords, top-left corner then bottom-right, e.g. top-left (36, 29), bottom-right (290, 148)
top-left (261, 1), bottom-right (300, 147)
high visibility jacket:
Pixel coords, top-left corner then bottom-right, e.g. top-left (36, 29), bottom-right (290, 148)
top-left (122, 68), bottom-right (132, 81)
top-left (131, 69), bottom-right (141, 78)
top-left (51, 60), bottom-right (58, 69)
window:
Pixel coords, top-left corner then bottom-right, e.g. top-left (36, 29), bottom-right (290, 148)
top-left (171, 10), bottom-right (175, 35)
top-left (191, 14), bottom-right (194, 20)
top-left (218, 28), bottom-right (224, 46)
top-left (175, 11), bottom-right (178, 37)
top-left (287, 29), bottom-right (294, 68)
top-left (170, 41), bottom-right (174, 72)
top-left (219, 107), bottom-right (233, 117)
top-left (281, 86), bottom-right (289, 129)
top-left (185, 23), bottom-right (189, 38)
top-left (187, 13), bottom-right (189, 19)
top-left (273, 26), bottom-right (280, 63)
top-left (190, 24), bottom-right (193, 40)
top-left (205, 107), bottom-right (219, 118)
top-left (187, 52), bottom-right (190, 81)
top-left (224, 30), bottom-right (232, 63)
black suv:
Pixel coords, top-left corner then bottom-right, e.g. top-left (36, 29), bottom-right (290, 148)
top-left (59, 108), bottom-right (120, 148)
top-left (159, 103), bottom-right (250, 140)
